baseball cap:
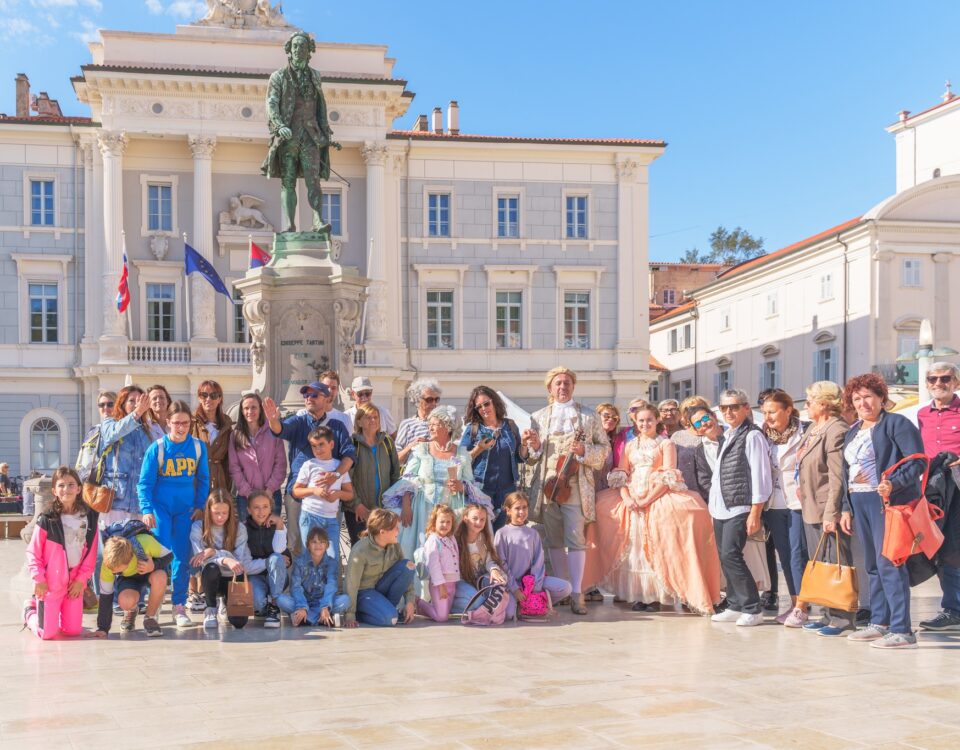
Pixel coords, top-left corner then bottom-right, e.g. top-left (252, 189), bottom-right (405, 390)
top-left (351, 376), bottom-right (373, 391)
top-left (299, 381), bottom-right (331, 396)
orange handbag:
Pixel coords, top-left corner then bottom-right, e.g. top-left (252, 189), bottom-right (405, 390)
top-left (880, 453), bottom-right (945, 567)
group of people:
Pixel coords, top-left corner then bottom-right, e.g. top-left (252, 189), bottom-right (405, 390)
top-left (21, 362), bottom-right (960, 650)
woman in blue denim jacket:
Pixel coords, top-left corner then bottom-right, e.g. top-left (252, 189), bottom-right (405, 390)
top-left (460, 386), bottom-right (528, 531)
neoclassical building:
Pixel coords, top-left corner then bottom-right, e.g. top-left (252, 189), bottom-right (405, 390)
top-left (0, 6), bottom-right (663, 476)
top-left (650, 84), bottom-right (960, 403)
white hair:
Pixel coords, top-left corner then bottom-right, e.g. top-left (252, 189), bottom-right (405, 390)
top-left (427, 405), bottom-right (460, 439)
top-left (407, 377), bottom-right (442, 405)
top-left (929, 362), bottom-right (960, 380)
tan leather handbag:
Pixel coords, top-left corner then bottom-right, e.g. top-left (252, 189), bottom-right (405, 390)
top-left (226, 573), bottom-right (254, 617)
top-left (82, 443), bottom-right (117, 514)
top-left (798, 531), bottom-right (858, 612)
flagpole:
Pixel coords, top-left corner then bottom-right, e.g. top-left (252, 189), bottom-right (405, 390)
top-left (121, 230), bottom-right (133, 340)
top-left (183, 232), bottom-right (192, 341)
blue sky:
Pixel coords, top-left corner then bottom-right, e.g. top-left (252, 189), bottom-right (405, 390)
top-left (1, 1), bottom-right (958, 260)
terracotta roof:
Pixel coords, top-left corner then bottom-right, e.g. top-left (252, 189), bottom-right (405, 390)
top-left (0, 115), bottom-right (94, 125)
top-left (78, 63), bottom-right (408, 86)
top-left (650, 300), bottom-right (696, 324)
top-left (892, 94), bottom-right (960, 126)
top-left (388, 130), bottom-right (665, 147)
top-left (649, 354), bottom-right (668, 371)
top-left (715, 217), bottom-right (862, 281)
top-left (648, 261), bottom-right (729, 268)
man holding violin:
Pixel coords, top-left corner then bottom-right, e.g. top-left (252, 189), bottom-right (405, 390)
top-left (526, 367), bottom-right (610, 614)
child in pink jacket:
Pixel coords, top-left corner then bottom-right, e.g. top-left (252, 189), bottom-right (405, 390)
top-left (415, 504), bottom-right (461, 622)
top-left (24, 466), bottom-right (99, 639)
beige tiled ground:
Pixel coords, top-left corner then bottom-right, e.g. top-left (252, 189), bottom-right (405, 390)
top-left (2, 537), bottom-right (960, 749)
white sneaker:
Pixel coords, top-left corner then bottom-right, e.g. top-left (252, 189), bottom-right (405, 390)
top-left (711, 608), bottom-right (742, 622)
top-left (217, 597), bottom-right (228, 622)
top-left (173, 605), bottom-right (192, 628)
top-left (204, 607), bottom-right (218, 629)
top-left (736, 612), bottom-right (764, 627)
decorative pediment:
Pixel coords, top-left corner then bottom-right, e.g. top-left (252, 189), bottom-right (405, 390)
top-left (760, 344), bottom-right (780, 358)
top-left (715, 355), bottom-right (732, 368)
top-left (813, 330), bottom-right (836, 344)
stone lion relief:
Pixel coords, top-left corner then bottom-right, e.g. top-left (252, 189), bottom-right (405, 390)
top-left (219, 194), bottom-right (274, 232)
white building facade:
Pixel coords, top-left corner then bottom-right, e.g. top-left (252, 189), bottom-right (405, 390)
top-left (0, 11), bottom-right (663, 476)
top-left (651, 86), bottom-right (960, 404)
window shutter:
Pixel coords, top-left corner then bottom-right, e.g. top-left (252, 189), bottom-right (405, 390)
top-left (829, 346), bottom-right (838, 382)
top-left (713, 373), bottom-right (720, 402)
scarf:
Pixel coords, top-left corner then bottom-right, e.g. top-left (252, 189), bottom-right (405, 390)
top-left (763, 417), bottom-right (799, 445)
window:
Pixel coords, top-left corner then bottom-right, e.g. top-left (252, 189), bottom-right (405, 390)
top-left (648, 381), bottom-right (660, 403)
top-left (146, 283), bottom-right (176, 342)
top-left (31, 418), bottom-right (61, 472)
top-left (820, 274), bottom-right (833, 300)
top-left (321, 192), bottom-right (342, 236)
top-left (495, 290), bottom-right (522, 349)
top-left (669, 328), bottom-right (678, 354)
top-left (672, 379), bottom-right (693, 400)
top-left (497, 195), bottom-right (519, 238)
top-left (147, 183), bottom-right (173, 232)
top-left (761, 359), bottom-right (779, 390)
top-left (815, 347), bottom-right (834, 381)
top-left (425, 290), bottom-right (454, 349)
top-left (766, 293), bottom-right (778, 316)
top-left (30, 180), bottom-right (54, 226)
top-left (902, 259), bottom-right (921, 287)
top-left (714, 369), bottom-right (731, 401)
top-left (232, 288), bottom-right (249, 344)
top-left (563, 291), bottom-right (590, 349)
top-left (565, 195), bottom-right (587, 239)
top-left (662, 288), bottom-right (676, 306)
top-left (28, 283), bottom-right (58, 343)
top-left (897, 331), bottom-right (919, 359)
top-left (683, 323), bottom-right (693, 350)
top-left (428, 193), bottom-right (450, 238)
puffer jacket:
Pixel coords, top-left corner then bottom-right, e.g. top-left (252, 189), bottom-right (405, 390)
top-left (98, 413), bottom-right (154, 514)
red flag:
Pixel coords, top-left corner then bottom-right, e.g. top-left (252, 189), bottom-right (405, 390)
top-left (250, 240), bottom-right (271, 269)
top-left (116, 251), bottom-right (130, 313)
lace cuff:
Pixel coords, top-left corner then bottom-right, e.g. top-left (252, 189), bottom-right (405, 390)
top-left (606, 469), bottom-right (629, 489)
top-left (650, 468), bottom-right (686, 491)
top-left (381, 478), bottom-right (419, 509)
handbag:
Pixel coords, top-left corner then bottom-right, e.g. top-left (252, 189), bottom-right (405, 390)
top-left (460, 582), bottom-right (509, 626)
top-left (82, 441), bottom-right (117, 514)
top-left (517, 574), bottom-right (551, 619)
top-left (880, 453), bottom-right (945, 566)
top-left (798, 531), bottom-right (859, 612)
top-left (226, 573), bottom-right (254, 617)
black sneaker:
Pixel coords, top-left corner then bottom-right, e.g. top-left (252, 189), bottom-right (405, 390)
top-left (143, 616), bottom-right (163, 638)
top-left (264, 602), bottom-right (281, 628)
top-left (856, 608), bottom-right (872, 627)
top-left (120, 610), bottom-right (137, 632)
top-left (919, 611), bottom-right (960, 632)
top-left (760, 592), bottom-right (779, 612)
top-left (714, 597), bottom-right (729, 613)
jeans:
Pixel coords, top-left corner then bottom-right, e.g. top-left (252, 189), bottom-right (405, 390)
top-left (714, 514), bottom-right (760, 615)
top-left (763, 508), bottom-right (809, 597)
top-left (277, 592), bottom-right (350, 624)
top-left (249, 553), bottom-right (289, 612)
top-left (356, 558), bottom-right (415, 626)
top-left (450, 578), bottom-right (521, 618)
top-left (299, 510), bottom-right (341, 564)
top-left (939, 563), bottom-right (960, 617)
top-left (850, 491), bottom-right (912, 633)
top-left (485, 485), bottom-right (516, 532)
top-left (200, 562), bottom-right (248, 629)
top-left (452, 580), bottom-right (483, 614)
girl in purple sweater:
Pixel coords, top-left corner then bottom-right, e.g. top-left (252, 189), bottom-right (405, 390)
top-left (416, 504), bottom-right (461, 621)
top-left (494, 492), bottom-right (572, 610)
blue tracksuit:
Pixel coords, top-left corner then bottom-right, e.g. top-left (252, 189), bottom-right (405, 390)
top-left (138, 436), bottom-right (210, 606)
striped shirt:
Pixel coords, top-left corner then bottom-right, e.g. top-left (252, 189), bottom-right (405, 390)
top-left (396, 417), bottom-right (430, 452)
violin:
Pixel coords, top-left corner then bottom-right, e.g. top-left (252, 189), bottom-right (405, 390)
top-left (544, 428), bottom-right (586, 505)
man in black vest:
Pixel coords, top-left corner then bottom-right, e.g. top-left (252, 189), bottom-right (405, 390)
top-left (708, 389), bottom-right (772, 627)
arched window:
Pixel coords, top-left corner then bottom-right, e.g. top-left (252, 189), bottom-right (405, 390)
top-left (31, 417), bottom-right (61, 472)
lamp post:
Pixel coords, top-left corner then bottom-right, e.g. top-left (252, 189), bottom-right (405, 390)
top-left (896, 318), bottom-right (959, 401)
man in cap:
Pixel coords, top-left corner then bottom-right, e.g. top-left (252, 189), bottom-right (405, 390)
top-left (346, 376), bottom-right (397, 436)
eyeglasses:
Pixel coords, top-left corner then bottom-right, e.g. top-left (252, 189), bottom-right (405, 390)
top-left (476, 400), bottom-right (494, 410)
top-left (303, 392), bottom-right (321, 399)
top-left (599, 413), bottom-right (618, 421)
top-left (421, 396), bottom-right (440, 404)
top-left (198, 391), bottom-right (222, 400)
top-left (660, 407), bottom-right (679, 413)
top-left (719, 404), bottom-right (746, 412)
top-left (97, 401), bottom-right (114, 409)
top-left (927, 375), bottom-right (955, 385)
top-left (169, 420), bottom-right (191, 428)
top-left (692, 415), bottom-right (712, 428)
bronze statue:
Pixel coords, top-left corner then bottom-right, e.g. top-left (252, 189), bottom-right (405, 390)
top-left (261, 31), bottom-right (340, 235)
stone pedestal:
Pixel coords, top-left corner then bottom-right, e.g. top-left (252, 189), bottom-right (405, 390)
top-left (235, 236), bottom-right (368, 411)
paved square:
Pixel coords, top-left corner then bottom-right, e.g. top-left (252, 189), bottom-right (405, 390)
top-left (2, 539), bottom-right (959, 749)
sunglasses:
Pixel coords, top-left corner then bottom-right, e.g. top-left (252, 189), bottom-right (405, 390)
top-left (303, 392), bottom-right (322, 399)
top-left (422, 396), bottom-right (440, 404)
top-left (927, 375), bottom-right (955, 385)
top-left (98, 401), bottom-right (115, 409)
top-left (476, 400), bottom-right (494, 410)
top-left (719, 404), bottom-right (746, 411)
top-left (198, 391), bottom-right (222, 400)
top-left (355, 390), bottom-right (373, 397)
top-left (692, 415), bottom-right (712, 428)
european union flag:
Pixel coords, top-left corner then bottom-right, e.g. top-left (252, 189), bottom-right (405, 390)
top-left (184, 242), bottom-right (231, 298)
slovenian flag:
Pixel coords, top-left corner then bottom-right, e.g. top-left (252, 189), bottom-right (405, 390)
top-left (250, 240), bottom-right (271, 269)
top-left (116, 251), bottom-right (130, 313)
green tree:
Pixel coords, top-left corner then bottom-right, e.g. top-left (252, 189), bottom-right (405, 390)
top-left (681, 226), bottom-right (765, 264)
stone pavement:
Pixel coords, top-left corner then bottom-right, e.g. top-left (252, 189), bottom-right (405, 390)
top-left (2, 537), bottom-right (960, 749)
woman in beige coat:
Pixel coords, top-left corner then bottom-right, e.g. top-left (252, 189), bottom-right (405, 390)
top-left (782, 381), bottom-right (851, 633)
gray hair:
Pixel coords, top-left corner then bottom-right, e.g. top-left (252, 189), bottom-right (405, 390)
top-left (427, 405), bottom-right (460, 439)
top-left (719, 389), bottom-right (751, 406)
top-left (657, 399), bottom-right (680, 410)
top-left (407, 377), bottom-right (442, 405)
top-left (929, 362), bottom-right (960, 380)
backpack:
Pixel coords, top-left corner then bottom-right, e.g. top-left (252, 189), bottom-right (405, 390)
top-left (100, 519), bottom-right (154, 562)
top-left (460, 582), bottom-right (510, 626)
top-left (156, 437), bottom-right (203, 489)
top-left (76, 425), bottom-right (102, 483)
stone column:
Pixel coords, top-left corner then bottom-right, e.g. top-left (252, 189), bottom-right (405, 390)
top-left (932, 252), bottom-right (952, 342)
top-left (97, 131), bottom-right (127, 344)
top-left (77, 137), bottom-right (97, 346)
top-left (872, 249), bottom-right (894, 365)
top-left (614, 156), bottom-right (648, 372)
top-left (361, 141), bottom-right (390, 349)
top-left (188, 135), bottom-right (217, 344)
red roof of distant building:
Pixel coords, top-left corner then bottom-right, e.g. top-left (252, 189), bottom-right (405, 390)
top-left (651, 300), bottom-right (696, 324)
top-left (649, 355), bottom-right (668, 371)
top-left (388, 130), bottom-right (665, 147)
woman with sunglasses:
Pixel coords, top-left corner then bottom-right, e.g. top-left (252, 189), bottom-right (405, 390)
top-left (460, 386), bottom-right (527, 531)
top-left (396, 378), bottom-right (442, 464)
top-left (190, 380), bottom-right (234, 494)
top-left (672, 396), bottom-right (712, 492)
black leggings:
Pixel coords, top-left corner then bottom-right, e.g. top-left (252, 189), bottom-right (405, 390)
top-left (201, 563), bottom-right (248, 629)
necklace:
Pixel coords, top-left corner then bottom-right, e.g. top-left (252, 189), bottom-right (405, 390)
top-left (432, 439), bottom-right (455, 453)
